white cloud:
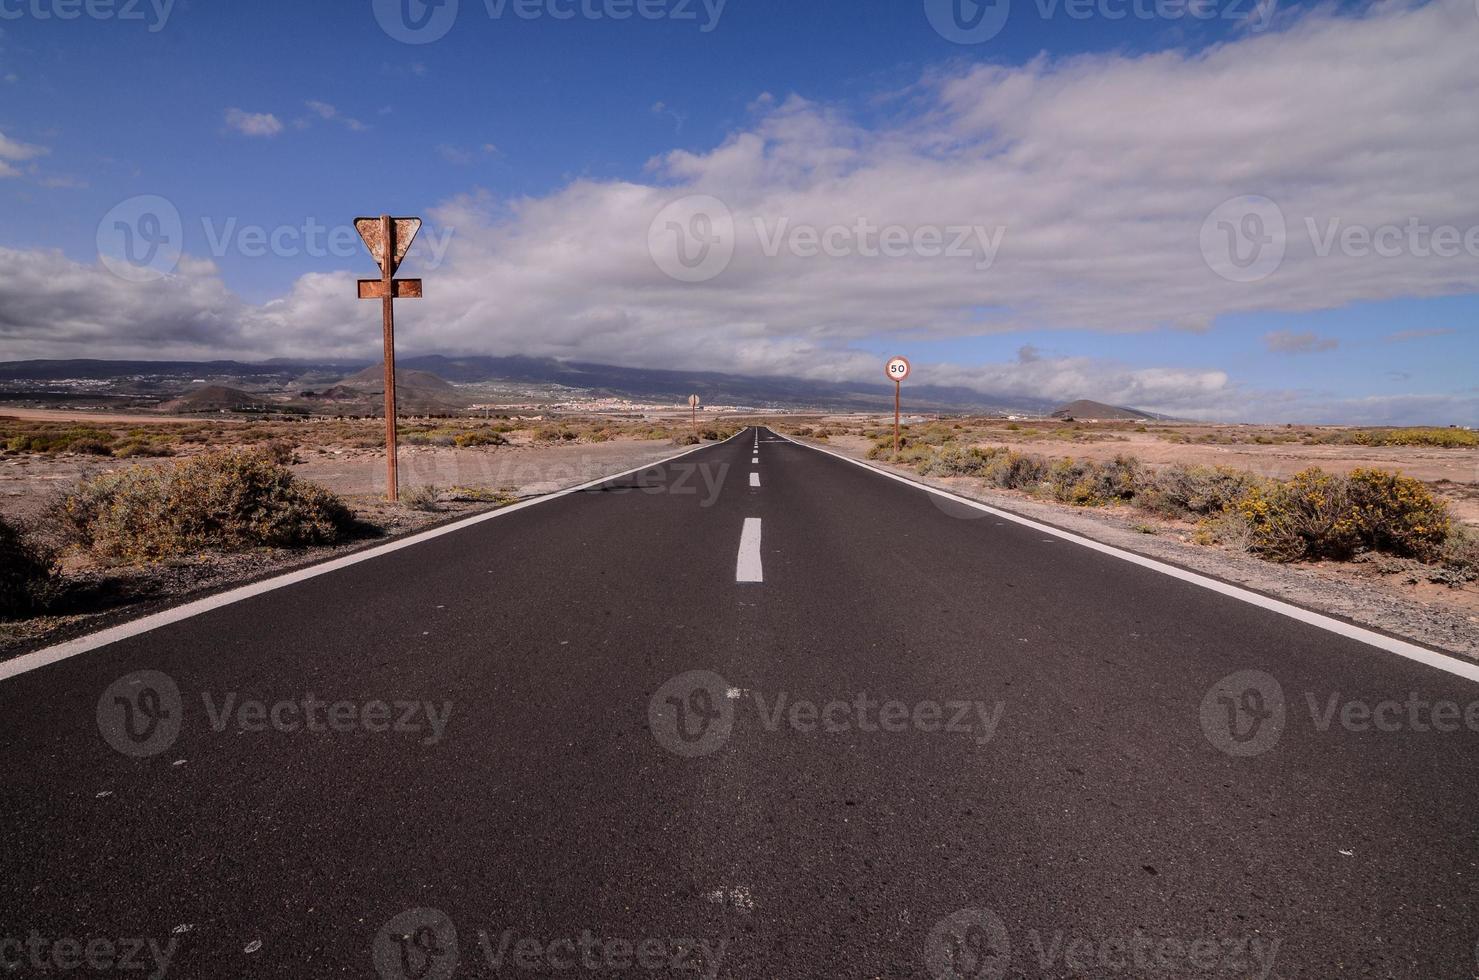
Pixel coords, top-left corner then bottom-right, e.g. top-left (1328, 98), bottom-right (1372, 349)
top-left (1386, 327), bottom-right (1455, 343)
top-left (436, 144), bottom-right (474, 166)
top-left (0, 129), bottom-right (47, 164)
top-left (224, 108), bottom-right (283, 138)
top-left (5, 0), bottom-right (1478, 425)
top-left (304, 101), bottom-right (369, 131)
top-left (1264, 331), bottom-right (1338, 354)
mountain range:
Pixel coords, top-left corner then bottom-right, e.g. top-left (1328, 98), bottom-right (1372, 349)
top-left (0, 356), bottom-right (1062, 414)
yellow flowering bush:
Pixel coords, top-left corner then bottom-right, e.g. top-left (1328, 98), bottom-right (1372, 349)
top-left (1236, 467), bottom-right (1450, 562)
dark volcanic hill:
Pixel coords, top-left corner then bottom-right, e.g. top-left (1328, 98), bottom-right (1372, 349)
top-left (327, 366), bottom-right (468, 414)
top-left (159, 385), bottom-right (264, 413)
top-left (1050, 399), bottom-right (1168, 421)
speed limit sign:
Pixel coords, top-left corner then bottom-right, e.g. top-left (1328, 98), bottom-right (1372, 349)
top-left (886, 356), bottom-right (911, 382)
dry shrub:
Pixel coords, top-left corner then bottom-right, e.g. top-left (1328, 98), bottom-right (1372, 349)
top-left (0, 515), bottom-right (53, 619)
top-left (1046, 458), bottom-right (1101, 505)
top-left (981, 450), bottom-right (1047, 490)
top-left (1235, 467), bottom-right (1449, 562)
top-left (1346, 468), bottom-right (1451, 561)
top-left (401, 484), bottom-right (442, 512)
top-left (51, 450), bottom-right (354, 565)
top-left (918, 445), bottom-right (996, 477)
top-left (1140, 464), bottom-right (1264, 519)
top-left (1440, 526), bottom-right (1479, 581)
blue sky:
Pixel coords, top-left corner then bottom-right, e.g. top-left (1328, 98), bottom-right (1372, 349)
top-left (1, 0), bottom-right (1476, 422)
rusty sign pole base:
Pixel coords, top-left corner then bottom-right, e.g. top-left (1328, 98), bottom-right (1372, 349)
top-left (894, 382), bottom-right (901, 459)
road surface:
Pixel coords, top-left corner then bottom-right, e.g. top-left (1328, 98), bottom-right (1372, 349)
top-left (2, 428), bottom-right (1477, 978)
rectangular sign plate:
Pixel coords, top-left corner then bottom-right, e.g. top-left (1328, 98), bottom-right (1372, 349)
top-left (358, 279), bottom-right (423, 300)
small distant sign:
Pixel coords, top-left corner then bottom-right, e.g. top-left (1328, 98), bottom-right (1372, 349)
top-left (886, 356), bottom-right (911, 383)
top-left (689, 394), bottom-right (701, 408)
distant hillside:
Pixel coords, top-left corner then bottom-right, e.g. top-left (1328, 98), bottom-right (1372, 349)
top-left (0, 356), bottom-right (1057, 414)
top-left (160, 385), bottom-right (264, 413)
top-left (334, 366), bottom-right (460, 397)
top-left (393, 355), bottom-right (1055, 413)
top-left (322, 367), bottom-right (467, 414)
top-left (0, 359), bottom-right (358, 382)
top-left (1050, 399), bottom-right (1168, 421)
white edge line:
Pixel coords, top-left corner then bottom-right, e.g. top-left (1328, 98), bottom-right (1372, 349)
top-left (0, 428), bottom-right (751, 683)
top-left (775, 430), bottom-right (1479, 685)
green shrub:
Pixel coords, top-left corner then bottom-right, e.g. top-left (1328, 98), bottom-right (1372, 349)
top-left (67, 438), bottom-right (114, 456)
top-left (4, 427), bottom-right (118, 454)
top-left (454, 430), bottom-right (508, 448)
top-left (0, 515), bottom-right (53, 619)
top-left (1311, 427), bottom-right (1478, 448)
top-left (404, 432), bottom-right (456, 446)
top-left (51, 450), bottom-right (354, 565)
top-left (111, 440), bottom-right (175, 459)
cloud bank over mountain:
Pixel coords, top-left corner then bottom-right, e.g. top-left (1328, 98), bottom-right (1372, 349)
top-left (2, 0), bottom-right (1477, 423)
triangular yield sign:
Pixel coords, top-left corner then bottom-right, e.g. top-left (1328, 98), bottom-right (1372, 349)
top-left (355, 217), bottom-right (422, 276)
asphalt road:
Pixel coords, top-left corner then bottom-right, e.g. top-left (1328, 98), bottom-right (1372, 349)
top-left (3, 427), bottom-right (1478, 979)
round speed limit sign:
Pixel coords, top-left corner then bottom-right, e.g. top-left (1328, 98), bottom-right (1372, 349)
top-left (885, 356), bottom-right (911, 383)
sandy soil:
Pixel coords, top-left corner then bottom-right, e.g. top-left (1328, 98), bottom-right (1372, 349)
top-left (295, 439), bottom-right (681, 500)
top-left (815, 434), bottom-right (1479, 659)
top-left (0, 438), bottom-right (683, 522)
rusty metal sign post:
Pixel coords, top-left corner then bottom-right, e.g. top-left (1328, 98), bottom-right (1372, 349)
top-left (688, 394), bottom-right (700, 440)
top-left (356, 215), bottom-right (424, 502)
top-left (886, 356), bottom-right (911, 458)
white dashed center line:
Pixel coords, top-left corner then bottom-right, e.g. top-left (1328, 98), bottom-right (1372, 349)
top-left (736, 518), bottom-right (763, 583)
top-left (750, 472), bottom-right (760, 487)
